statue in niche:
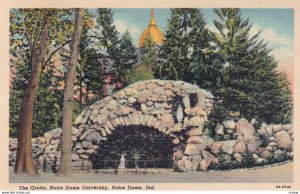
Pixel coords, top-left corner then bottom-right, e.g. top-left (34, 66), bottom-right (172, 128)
top-left (176, 104), bottom-right (184, 123)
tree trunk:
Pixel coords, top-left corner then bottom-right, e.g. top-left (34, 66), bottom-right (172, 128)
top-left (57, 8), bottom-right (85, 176)
top-left (14, 13), bottom-right (50, 176)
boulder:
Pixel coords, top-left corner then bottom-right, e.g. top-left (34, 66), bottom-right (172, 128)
top-left (246, 138), bottom-right (259, 153)
top-left (273, 124), bottom-right (283, 133)
top-left (183, 96), bottom-right (190, 109)
top-left (222, 120), bottom-right (236, 130)
top-left (146, 82), bottom-right (158, 90)
top-left (187, 136), bottom-right (204, 144)
top-left (233, 153), bottom-right (243, 162)
top-left (221, 140), bottom-right (237, 155)
top-left (127, 97), bottom-right (137, 104)
top-left (233, 140), bottom-right (246, 154)
top-left (275, 130), bottom-right (292, 151)
top-left (125, 88), bottom-right (138, 96)
top-left (201, 150), bottom-right (218, 166)
top-left (235, 118), bottom-right (255, 140)
top-left (283, 124), bottom-right (292, 131)
top-left (266, 126), bottom-right (273, 137)
top-left (215, 123), bottom-right (224, 135)
top-left (199, 159), bottom-right (208, 171)
top-left (184, 143), bottom-right (202, 155)
top-left (210, 142), bottom-right (222, 155)
top-left (185, 127), bottom-right (203, 136)
top-left (188, 116), bottom-right (203, 127)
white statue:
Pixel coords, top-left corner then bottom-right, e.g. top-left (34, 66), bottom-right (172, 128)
top-left (176, 104), bottom-right (183, 123)
top-left (118, 154), bottom-right (126, 173)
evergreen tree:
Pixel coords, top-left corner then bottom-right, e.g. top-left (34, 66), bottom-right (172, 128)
top-left (212, 8), bottom-right (292, 123)
top-left (126, 35), bottom-right (155, 84)
top-left (96, 8), bottom-right (120, 60)
top-left (158, 8), bottom-right (221, 90)
top-left (118, 30), bottom-right (137, 85)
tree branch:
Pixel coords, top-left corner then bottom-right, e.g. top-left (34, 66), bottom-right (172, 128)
top-left (43, 39), bottom-right (71, 69)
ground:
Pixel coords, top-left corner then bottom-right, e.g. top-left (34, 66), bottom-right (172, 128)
top-left (9, 161), bottom-right (293, 183)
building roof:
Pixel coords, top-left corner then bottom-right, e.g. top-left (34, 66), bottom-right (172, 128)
top-left (138, 9), bottom-right (164, 48)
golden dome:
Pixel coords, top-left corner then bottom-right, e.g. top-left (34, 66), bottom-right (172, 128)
top-left (138, 9), bottom-right (164, 48)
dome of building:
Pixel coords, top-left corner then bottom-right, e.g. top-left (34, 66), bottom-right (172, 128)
top-left (138, 9), bottom-right (164, 48)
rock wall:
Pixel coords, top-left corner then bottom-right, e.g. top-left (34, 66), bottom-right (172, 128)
top-left (9, 80), bottom-right (293, 172)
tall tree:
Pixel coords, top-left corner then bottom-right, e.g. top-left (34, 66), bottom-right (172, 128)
top-left (158, 8), bottom-right (217, 87)
top-left (96, 8), bottom-right (120, 59)
top-left (10, 9), bottom-right (74, 175)
top-left (212, 8), bottom-right (292, 123)
top-left (57, 8), bottom-right (85, 176)
top-left (118, 30), bottom-right (137, 85)
top-left (13, 9), bottom-right (51, 176)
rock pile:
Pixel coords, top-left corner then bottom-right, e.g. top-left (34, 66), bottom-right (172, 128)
top-left (8, 80), bottom-right (293, 172)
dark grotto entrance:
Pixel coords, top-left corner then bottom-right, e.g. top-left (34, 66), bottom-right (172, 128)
top-left (91, 125), bottom-right (174, 170)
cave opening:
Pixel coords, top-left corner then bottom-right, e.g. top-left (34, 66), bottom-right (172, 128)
top-left (91, 125), bottom-right (174, 169)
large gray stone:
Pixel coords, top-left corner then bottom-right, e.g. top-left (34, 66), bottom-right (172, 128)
top-left (236, 118), bottom-right (255, 140)
top-left (221, 140), bottom-right (237, 155)
top-left (275, 130), bottom-right (292, 151)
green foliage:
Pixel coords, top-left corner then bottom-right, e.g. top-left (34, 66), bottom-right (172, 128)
top-left (211, 8), bottom-right (293, 124)
top-left (125, 64), bottom-right (154, 84)
top-left (158, 8), bottom-right (222, 91)
top-left (141, 35), bottom-right (157, 69)
top-left (9, 62), bottom-right (63, 138)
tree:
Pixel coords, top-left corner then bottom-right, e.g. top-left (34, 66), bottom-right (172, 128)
top-left (13, 9), bottom-right (51, 176)
top-left (57, 8), bottom-right (85, 176)
top-left (212, 8), bottom-right (292, 123)
top-left (10, 9), bottom-right (74, 175)
top-left (96, 8), bottom-right (120, 59)
top-left (118, 30), bottom-right (137, 85)
top-left (158, 8), bottom-right (218, 88)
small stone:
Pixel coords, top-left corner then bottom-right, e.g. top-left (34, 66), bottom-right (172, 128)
top-left (233, 140), bottom-right (246, 154)
top-left (185, 127), bottom-right (203, 136)
top-left (221, 140), bottom-right (237, 155)
top-left (146, 101), bottom-right (153, 107)
top-left (199, 159), bottom-right (208, 171)
top-left (266, 126), bottom-right (273, 137)
top-left (210, 142), bottom-right (222, 155)
top-left (172, 137), bottom-right (180, 144)
top-left (187, 136), bottom-right (204, 144)
top-left (141, 104), bottom-right (147, 113)
top-left (252, 154), bottom-right (259, 160)
top-left (233, 153), bottom-right (243, 162)
top-left (274, 150), bottom-right (282, 155)
top-left (222, 120), bottom-right (236, 130)
top-left (283, 124), bottom-right (292, 131)
top-left (128, 97), bottom-right (137, 104)
top-left (188, 116), bottom-right (203, 127)
top-left (256, 158), bottom-right (263, 164)
top-left (146, 82), bottom-right (158, 90)
top-left (184, 143), bottom-right (202, 155)
top-left (273, 124), bottom-right (283, 133)
top-left (183, 96), bottom-right (190, 109)
top-left (250, 118), bottom-right (257, 125)
top-left (164, 82), bottom-right (173, 90)
top-left (214, 123), bottom-right (223, 135)
top-left (125, 88), bottom-right (138, 96)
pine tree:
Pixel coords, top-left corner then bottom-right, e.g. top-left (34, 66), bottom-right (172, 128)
top-left (118, 30), bottom-right (137, 85)
top-left (212, 8), bottom-right (293, 123)
top-left (125, 35), bottom-right (155, 84)
top-left (96, 8), bottom-right (120, 59)
top-left (158, 8), bottom-right (220, 89)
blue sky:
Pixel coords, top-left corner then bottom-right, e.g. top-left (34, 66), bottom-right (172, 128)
top-left (110, 8), bottom-right (294, 65)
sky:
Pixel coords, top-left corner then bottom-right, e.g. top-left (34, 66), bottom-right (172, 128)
top-left (110, 8), bottom-right (294, 89)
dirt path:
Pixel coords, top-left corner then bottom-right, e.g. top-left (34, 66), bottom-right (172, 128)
top-left (9, 161), bottom-right (293, 183)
